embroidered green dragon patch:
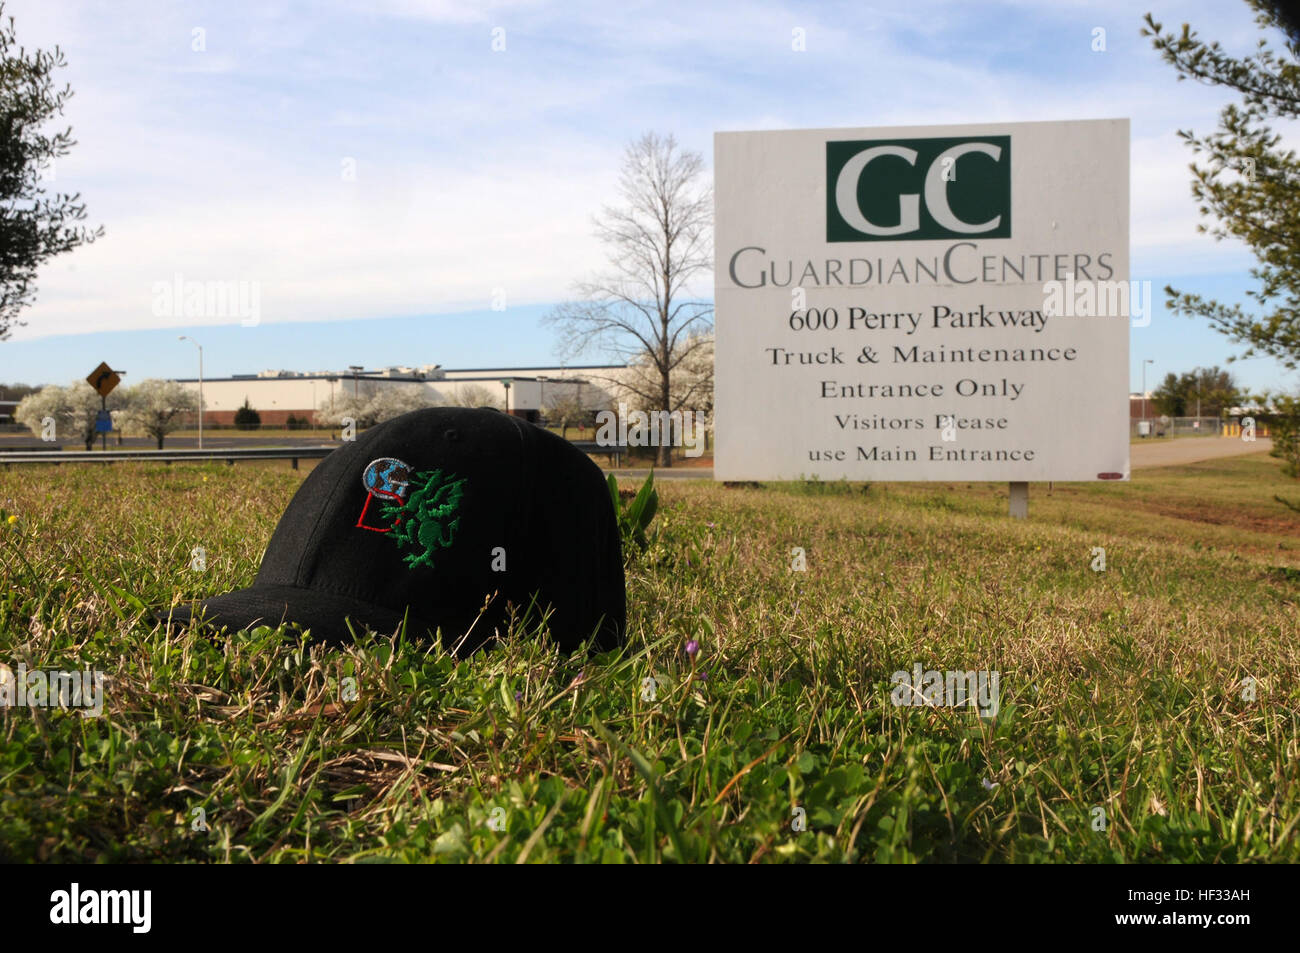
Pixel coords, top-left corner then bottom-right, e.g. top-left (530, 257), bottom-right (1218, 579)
top-left (372, 465), bottom-right (467, 570)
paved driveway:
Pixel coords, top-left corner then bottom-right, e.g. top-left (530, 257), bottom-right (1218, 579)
top-left (1130, 437), bottom-right (1273, 469)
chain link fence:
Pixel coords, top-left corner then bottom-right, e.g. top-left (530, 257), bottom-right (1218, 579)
top-left (1131, 416), bottom-right (1271, 438)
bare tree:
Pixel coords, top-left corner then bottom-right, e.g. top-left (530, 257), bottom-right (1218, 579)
top-left (450, 383), bottom-right (504, 410)
top-left (542, 390), bottom-right (585, 440)
top-left (545, 132), bottom-right (712, 466)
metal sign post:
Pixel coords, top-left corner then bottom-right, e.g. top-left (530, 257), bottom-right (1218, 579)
top-left (1009, 482), bottom-right (1028, 519)
top-left (85, 362), bottom-right (124, 451)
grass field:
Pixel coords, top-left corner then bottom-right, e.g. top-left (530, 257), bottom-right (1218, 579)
top-left (1, 453), bottom-right (1298, 862)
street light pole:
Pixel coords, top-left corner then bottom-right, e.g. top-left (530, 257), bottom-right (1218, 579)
top-left (1141, 359), bottom-right (1153, 437)
top-left (179, 335), bottom-right (204, 449)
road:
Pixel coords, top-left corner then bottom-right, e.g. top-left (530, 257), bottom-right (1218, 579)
top-left (1129, 436), bottom-right (1273, 469)
top-left (0, 434), bottom-right (331, 451)
top-left (608, 466), bottom-right (713, 481)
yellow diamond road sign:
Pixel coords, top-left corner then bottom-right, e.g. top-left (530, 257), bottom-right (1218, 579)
top-left (86, 362), bottom-right (120, 398)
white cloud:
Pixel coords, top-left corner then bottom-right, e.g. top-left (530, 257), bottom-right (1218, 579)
top-left (4, 0), bottom-right (1291, 343)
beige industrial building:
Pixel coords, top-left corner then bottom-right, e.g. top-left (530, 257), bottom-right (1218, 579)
top-left (177, 364), bottom-right (627, 426)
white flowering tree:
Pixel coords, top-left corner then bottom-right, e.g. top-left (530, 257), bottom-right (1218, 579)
top-left (316, 385), bottom-right (435, 429)
top-left (14, 381), bottom-right (123, 449)
top-left (121, 379), bottom-right (199, 449)
top-left (366, 386), bottom-right (436, 423)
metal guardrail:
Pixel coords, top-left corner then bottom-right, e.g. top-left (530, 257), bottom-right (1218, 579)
top-left (0, 446), bottom-right (337, 469)
top-left (1, 442), bottom-right (633, 467)
top-left (571, 441), bottom-right (629, 465)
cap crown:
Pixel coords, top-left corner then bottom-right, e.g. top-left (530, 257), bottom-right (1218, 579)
top-left (256, 407), bottom-right (624, 652)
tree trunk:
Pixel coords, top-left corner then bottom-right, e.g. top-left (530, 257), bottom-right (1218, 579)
top-left (656, 303), bottom-right (673, 466)
top-left (156, 433), bottom-right (165, 449)
top-left (658, 371), bottom-right (672, 468)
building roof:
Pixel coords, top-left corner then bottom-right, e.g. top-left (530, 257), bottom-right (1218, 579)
top-left (444, 364), bottom-right (626, 372)
top-left (173, 364), bottom-right (627, 384)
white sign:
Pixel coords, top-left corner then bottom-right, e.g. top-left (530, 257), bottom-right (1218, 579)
top-left (714, 119), bottom-right (1130, 482)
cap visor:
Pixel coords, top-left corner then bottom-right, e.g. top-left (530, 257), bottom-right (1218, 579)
top-left (155, 584), bottom-right (443, 646)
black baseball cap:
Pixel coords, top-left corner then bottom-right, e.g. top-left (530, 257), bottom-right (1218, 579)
top-left (160, 407), bottom-right (625, 654)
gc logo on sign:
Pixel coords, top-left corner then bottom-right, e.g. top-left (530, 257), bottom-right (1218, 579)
top-left (826, 136), bottom-right (1011, 242)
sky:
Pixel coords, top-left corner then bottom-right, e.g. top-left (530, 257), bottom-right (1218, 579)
top-left (0, 0), bottom-right (1296, 396)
